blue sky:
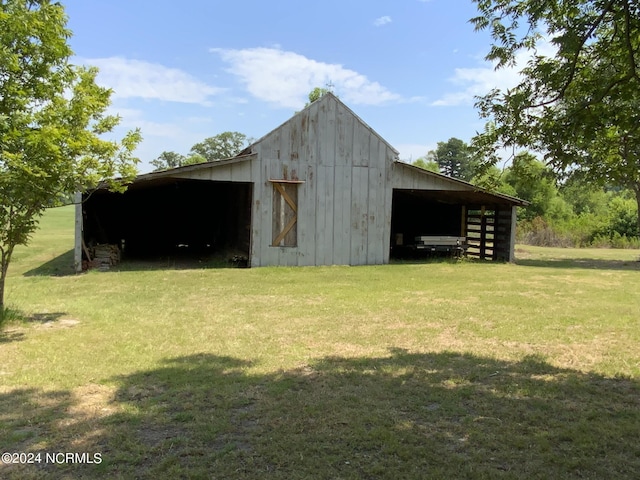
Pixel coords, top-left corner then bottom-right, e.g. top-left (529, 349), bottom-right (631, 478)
top-left (62, 0), bottom-right (524, 173)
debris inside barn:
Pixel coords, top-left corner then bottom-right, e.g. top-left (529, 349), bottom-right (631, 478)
top-left (83, 243), bottom-right (121, 271)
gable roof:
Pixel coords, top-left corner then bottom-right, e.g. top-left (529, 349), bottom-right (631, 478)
top-left (238, 92), bottom-right (399, 157)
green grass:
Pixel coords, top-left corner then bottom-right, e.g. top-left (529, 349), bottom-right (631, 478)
top-left (1, 206), bottom-right (640, 479)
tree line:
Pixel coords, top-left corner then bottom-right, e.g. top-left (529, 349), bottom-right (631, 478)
top-left (469, 0), bottom-right (640, 243)
top-left (413, 138), bottom-right (639, 248)
top-left (150, 132), bottom-right (249, 170)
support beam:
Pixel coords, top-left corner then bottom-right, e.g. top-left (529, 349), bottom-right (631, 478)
top-left (74, 192), bottom-right (83, 273)
top-left (509, 205), bottom-right (517, 262)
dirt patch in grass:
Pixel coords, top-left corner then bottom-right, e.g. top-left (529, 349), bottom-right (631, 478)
top-left (36, 318), bottom-right (80, 330)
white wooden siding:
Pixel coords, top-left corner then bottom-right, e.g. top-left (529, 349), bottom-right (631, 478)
top-left (248, 94), bottom-right (397, 266)
top-left (173, 156), bottom-right (255, 183)
top-left (392, 162), bottom-right (476, 191)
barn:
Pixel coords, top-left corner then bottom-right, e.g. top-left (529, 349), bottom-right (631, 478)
top-left (74, 93), bottom-right (526, 271)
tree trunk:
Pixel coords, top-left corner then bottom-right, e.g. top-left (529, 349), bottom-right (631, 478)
top-left (0, 262), bottom-right (7, 313)
top-left (635, 186), bottom-right (640, 240)
top-left (0, 246), bottom-right (13, 313)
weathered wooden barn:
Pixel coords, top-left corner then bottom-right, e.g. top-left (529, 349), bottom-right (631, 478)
top-left (75, 93), bottom-right (526, 270)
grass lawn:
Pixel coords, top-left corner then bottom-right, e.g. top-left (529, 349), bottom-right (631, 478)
top-left (1, 205), bottom-right (639, 479)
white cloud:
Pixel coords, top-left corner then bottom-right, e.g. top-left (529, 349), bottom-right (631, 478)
top-left (211, 47), bottom-right (401, 109)
top-left (104, 106), bottom-right (195, 140)
top-left (433, 40), bottom-right (557, 107)
top-left (373, 16), bottom-right (392, 27)
top-left (431, 64), bottom-right (522, 107)
top-left (84, 57), bottom-right (224, 104)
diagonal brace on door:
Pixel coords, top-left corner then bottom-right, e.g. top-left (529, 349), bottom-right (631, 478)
top-left (272, 182), bottom-right (298, 246)
top-left (273, 182), bottom-right (297, 213)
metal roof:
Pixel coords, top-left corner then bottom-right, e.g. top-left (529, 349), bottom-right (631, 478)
top-left (394, 161), bottom-right (529, 207)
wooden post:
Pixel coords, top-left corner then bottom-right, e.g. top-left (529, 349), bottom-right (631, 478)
top-left (74, 192), bottom-right (83, 273)
top-left (479, 205), bottom-right (486, 260)
top-left (509, 205), bottom-right (517, 262)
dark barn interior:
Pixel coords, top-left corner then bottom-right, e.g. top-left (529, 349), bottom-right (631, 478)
top-left (82, 178), bottom-right (252, 262)
top-left (390, 189), bottom-right (463, 259)
top-left (391, 189), bottom-right (463, 242)
top-left (390, 188), bottom-right (515, 261)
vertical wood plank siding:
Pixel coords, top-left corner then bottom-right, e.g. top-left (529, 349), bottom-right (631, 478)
top-left (119, 94), bottom-right (524, 269)
top-left (250, 94), bottom-right (397, 266)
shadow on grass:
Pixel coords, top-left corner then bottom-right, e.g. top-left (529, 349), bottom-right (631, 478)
top-left (2, 350), bottom-right (639, 479)
top-left (0, 330), bottom-right (25, 344)
top-left (389, 256), bottom-right (467, 266)
top-left (0, 310), bottom-right (70, 344)
top-left (111, 254), bottom-right (244, 272)
top-left (23, 249), bottom-right (76, 277)
top-left (24, 312), bottom-right (69, 324)
top-left (516, 257), bottom-right (640, 271)
top-left (1, 309), bottom-right (67, 324)
top-left (23, 249), bottom-right (247, 276)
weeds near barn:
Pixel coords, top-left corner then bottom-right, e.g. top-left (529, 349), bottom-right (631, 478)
top-left (1, 206), bottom-right (640, 479)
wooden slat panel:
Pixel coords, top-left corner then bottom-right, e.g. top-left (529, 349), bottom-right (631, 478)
top-left (315, 166), bottom-right (334, 265)
top-left (305, 105), bottom-right (319, 169)
top-left (318, 98), bottom-right (336, 167)
top-left (367, 165), bottom-right (381, 264)
top-left (350, 166), bottom-right (369, 264)
top-left (353, 121), bottom-right (371, 167)
top-left (336, 103), bottom-right (354, 166)
top-left (296, 165), bottom-right (316, 266)
top-left (333, 165), bottom-right (352, 264)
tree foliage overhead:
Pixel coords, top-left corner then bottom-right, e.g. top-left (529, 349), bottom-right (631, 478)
top-left (470, 0), bottom-right (640, 232)
top-left (0, 0), bottom-right (141, 310)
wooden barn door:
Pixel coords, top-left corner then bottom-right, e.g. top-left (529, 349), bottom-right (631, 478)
top-left (270, 180), bottom-right (302, 247)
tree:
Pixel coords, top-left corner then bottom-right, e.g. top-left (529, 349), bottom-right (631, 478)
top-left (412, 157), bottom-right (440, 173)
top-left (306, 87), bottom-right (330, 106)
top-left (150, 151), bottom-right (205, 171)
top-left (1, 0), bottom-right (141, 312)
top-left (470, 0), bottom-right (640, 235)
top-left (190, 132), bottom-right (248, 162)
top-left (151, 151), bottom-right (187, 170)
top-left (503, 152), bottom-right (560, 221)
top-left (472, 165), bottom-right (517, 196)
top-left (427, 138), bottom-right (479, 181)
top-left (559, 172), bottom-right (610, 217)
